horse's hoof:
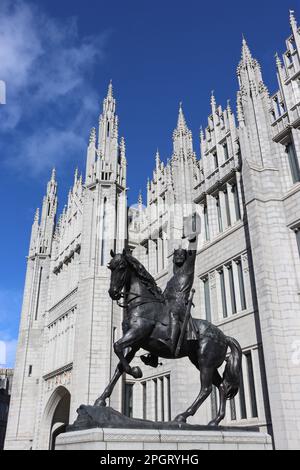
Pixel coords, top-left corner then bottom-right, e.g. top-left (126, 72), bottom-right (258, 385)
top-left (174, 414), bottom-right (187, 423)
top-left (94, 398), bottom-right (106, 407)
top-left (208, 420), bottom-right (218, 427)
top-left (131, 366), bottom-right (143, 379)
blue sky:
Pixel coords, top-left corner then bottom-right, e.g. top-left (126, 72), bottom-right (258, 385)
top-left (0, 0), bottom-right (296, 367)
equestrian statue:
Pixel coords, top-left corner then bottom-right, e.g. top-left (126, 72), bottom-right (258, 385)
top-left (94, 213), bottom-right (242, 426)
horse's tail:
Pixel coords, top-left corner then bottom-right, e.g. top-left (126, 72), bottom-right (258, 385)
top-left (223, 336), bottom-right (242, 400)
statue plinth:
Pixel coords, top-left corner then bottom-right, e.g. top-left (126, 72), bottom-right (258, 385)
top-left (54, 406), bottom-right (272, 450)
top-left (67, 405), bottom-right (258, 433)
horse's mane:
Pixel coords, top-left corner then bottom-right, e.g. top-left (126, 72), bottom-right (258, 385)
top-left (125, 254), bottom-right (164, 300)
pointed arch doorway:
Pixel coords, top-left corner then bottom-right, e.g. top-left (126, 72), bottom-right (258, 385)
top-left (40, 386), bottom-right (71, 450)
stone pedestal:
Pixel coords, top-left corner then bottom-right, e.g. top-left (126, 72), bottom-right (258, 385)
top-left (55, 428), bottom-right (272, 450)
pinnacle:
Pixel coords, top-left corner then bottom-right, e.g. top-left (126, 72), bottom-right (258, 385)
top-left (107, 79), bottom-right (113, 98)
top-left (34, 208), bottom-right (39, 223)
top-left (177, 102), bottom-right (187, 130)
top-left (241, 35), bottom-right (253, 64)
top-left (290, 9), bottom-right (296, 26)
top-left (155, 148), bottom-right (161, 165)
top-left (138, 190), bottom-right (143, 206)
top-left (211, 90), bottom-right (216, 110)
top-left (275, 52), bottom-right (282, 69)
top-left (51, 167), bottom-right (56, 182)
top-left (89, 127), bottom-right (96, 143)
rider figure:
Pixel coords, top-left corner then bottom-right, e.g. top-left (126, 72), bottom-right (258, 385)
top-left (141, 222), bottom-right (199, 367)
top-left (163, 233), bottom-right (197, 355)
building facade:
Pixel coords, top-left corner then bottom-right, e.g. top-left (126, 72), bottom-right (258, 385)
top-left (0, 369), bottom-right (13, 450)
top-left (5, 12), bottom-right (300, 451)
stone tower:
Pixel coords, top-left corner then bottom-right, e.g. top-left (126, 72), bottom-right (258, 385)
top-left (5, 83), bottom-right (127, 449)
top-left (237, 29), bottom-right (300, 450)
top-left (70, 82), bottom-right (127, 417)
top-left (4, 171), bottom-right (57, 449)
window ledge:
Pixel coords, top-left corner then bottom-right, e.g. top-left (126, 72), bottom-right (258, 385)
top-left (214, 308), bottom-right (254, 327)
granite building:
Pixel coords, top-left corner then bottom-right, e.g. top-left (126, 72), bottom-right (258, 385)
top-left (0, 369), bottom-right (13, 449)
top-left (5, 11), bottom-right (300, 450)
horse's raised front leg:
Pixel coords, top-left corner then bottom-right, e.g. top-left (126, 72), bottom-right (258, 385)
top-left (114, 319), bottom-right (153, 379)
top-left (94, 347), bottom-right (138, 407)
top-left (175, 366), bottom-right (214, 423)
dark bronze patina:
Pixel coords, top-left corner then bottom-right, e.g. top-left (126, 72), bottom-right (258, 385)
top-left (91, 223), bottom-right (242, 426)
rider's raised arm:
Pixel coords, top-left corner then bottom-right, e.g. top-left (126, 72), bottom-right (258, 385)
top-left (184, 234), bottom-right (198, 271)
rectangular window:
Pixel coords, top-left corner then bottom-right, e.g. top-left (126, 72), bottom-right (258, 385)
top-left (160, 377), bottom-right (165, 421)
top-left (166, 375), bottom-right (171, 421)
top-left (219, 269), bottom-right (228, 318)
top-left (224, 190), bottom-right (231, 227)
top-left (155, 240), bottom-right (159, 274)
top-left (295, 229), bottom-right (300, 257)
top-left (232, 184), bottom-right (241, 221)
top-left (204, 204), bottom-right (210, 241)
top-left (230, 398), bottom-right (237, 421)
top-left (213, 151), bottom-right (218, 169)
top-left (123, 383), bottom-right (134, 418)
top-left (223, 142), bottom-right (229, 161)
top-left (153, 378), bottom-right (158, 421)
top-left (216, 197), bottom-right (223, 232)
top-left (228, 265), bottom-right (237, 314)
top-left (286, 141), bottom-right (300, 183)
top-left (28, 365), bottom-right (32, 377)
top-left (142, 382), bottom-right (147, 420)
top-left (245, 352), bottom-right (258, 418)
top-left (239, 367), bottom-right (247, 419)
top-left (237, 260), bottom-right (247, 311)
top-left (203, 277), bottom-right (211, 322)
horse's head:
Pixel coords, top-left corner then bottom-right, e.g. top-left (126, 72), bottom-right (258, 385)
top-left (108, 249), bottom-right (129, 300)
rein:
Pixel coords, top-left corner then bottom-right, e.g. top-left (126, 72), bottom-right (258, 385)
top-left (116, 291), bottom-right (165, 309)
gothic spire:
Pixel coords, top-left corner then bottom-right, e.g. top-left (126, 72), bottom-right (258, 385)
top-left (51, 167), bottom-right (56, 183)
top-left (177, 102), bottom-right (187, 130)
top-left (227, 99), bottom-right (232, 113)
top-left (155, 148), bottom-right (161, 167)
top-left (34, 208), bottom-right (39, 224)
top-left (89, 127), bottom-right (96, 144)
top-left (107, 79), bottom-right (113, 99)
top-left (47, 167), bottom-right (57, 197)
top-left (211, 91), bottom-right (217, 112)
top-left (241, 36), bottom-right (254, 66)
top-left (275, 52), bottom-right (282, 70)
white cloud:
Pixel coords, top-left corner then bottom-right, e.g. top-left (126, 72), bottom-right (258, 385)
top-left (0, 0), bottom-right (109, 175)
top-left (0, 337), bottom-right (17, 368)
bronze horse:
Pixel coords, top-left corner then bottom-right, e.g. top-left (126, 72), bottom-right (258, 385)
top-left (94, 249), bottom-right (242, 426)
